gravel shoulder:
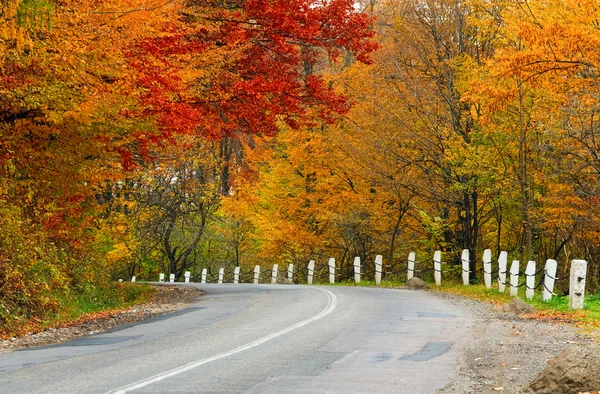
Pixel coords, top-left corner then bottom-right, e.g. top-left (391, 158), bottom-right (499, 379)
top-left (0, 284), bottom-right (202, 354)
top-left (434, 291), bottom-right (591, 394)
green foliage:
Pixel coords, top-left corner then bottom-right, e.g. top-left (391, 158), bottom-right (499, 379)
top-left (16, 0), bottom-right (52, 30)
top-left (73, 283), bottom-right (120, 314)
top-left (417, 211), bottom-right (450, 251)
top-left (118, 283), bottom-right (153, 304)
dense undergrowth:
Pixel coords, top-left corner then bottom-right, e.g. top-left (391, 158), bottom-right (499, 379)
top-left (0, 203), bottom-right (156, 338)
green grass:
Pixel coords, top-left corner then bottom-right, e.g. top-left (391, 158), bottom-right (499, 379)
top-left (72, 282), bottom-right (155, 314)
top-left (65, 282), bottom-right (156, 321)
top-left (431, 282), bottom-right (600, 334)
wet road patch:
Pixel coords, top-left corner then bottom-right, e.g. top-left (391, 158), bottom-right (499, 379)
top-left (400, 342), bottom-right (454, 361)
top-left (370, 353), bottom-right (394, 363)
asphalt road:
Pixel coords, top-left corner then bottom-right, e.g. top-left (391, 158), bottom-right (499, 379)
top-left (0, 284), bottom-right (473, 393)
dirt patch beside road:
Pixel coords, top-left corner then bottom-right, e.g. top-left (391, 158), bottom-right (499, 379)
top-left (0, 284), bottom-right (202, 354)
top-left (435, 292), bottom-right (591, 394)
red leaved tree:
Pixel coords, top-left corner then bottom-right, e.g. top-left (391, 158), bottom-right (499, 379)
top-left (126, 0), bottom-right (377, 145)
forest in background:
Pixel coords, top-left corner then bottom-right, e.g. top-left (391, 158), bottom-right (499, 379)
top-left (2, 0), bottom-right (600, 331)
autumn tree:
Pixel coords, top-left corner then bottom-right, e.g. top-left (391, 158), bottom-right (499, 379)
top-left (132, 140), bottom-right (221, 280)
top-left (121, 0), bottom-right (379, 277)
top-left (320, 0), bottom-right (505, 279)
top-left (0, 0), bottom-right (171, 328)
top-left (469, 0), bottom-right (600, 265)
top-left (218, 0), bottom-right (600, 289)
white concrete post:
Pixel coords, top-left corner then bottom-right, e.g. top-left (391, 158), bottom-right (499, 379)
top-left (525, 261), bottom-right (536, 300)
top-left (328, 258), bottom-right (336, 284)
top-left (353, 257), bottom-right (361, 284)
top-left (543, 259), bottom-right (558, 302)
top-left (234, 266), bottom-right (240, 284)
top-left (483, 249), bottom-right (492, 289)
top-left (159, 273), bottom-right (165, 283)
top-left (131, 276), bottom-right (136, 282)
top-left (287, 264), bottom-right (294, 282)
top-left (433, 251), bottom-right (442, 287)
top-left (498, 251), bottom-right (507, 293)
top-left (184, 271), bottom-right (190, 283)
top-left (407, 252), bottom-right (415, 280)
top-left (201, 268), bottom-right (207, 284)
top-left (271, 264), bottom-right (279, 284)
top-left (253, 265), bottom-right (260, 284)
top-left (461, 249), bottom-right (470, 286)
top-left (169, 273), bottom-right (175, 283)
top-left (218, 268), bottom-right (224, 284)
top-left (509, 260), bottom-right (520, 297)
top-left (307, 260), bottom-right (315, 284)
top-left (569, 259), bottom-right (587, 310)
top-left (375, 255), bottom-right (383, 285)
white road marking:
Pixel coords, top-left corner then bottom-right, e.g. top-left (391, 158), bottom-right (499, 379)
top-left (106, 288), bottom-right (337, 394)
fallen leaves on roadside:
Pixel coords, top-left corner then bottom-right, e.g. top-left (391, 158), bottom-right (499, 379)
top-left (532, 310), bottom-right (578, 324)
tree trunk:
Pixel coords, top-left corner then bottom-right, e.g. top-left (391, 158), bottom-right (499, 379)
top-left (470, 190), bottom-right (478, 283)
top-left (163, 213), bottom-right (178, 278)
top-left (518, 82), bottom-right (533, 259)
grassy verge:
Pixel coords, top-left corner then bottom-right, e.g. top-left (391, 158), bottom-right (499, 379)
top-left (435, 282), bottom-right (600, 333)
top-left (1, 282), bottom-right (156, 339)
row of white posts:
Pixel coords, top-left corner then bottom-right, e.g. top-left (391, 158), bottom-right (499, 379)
top-left (151, 255), bottom-right (386, 288)
top-left (453, 248), bottom-right (587, 310)
top-left (157, 273), bottom-right (176, 283)
top-left (148, 249), bottom-right (588, 310)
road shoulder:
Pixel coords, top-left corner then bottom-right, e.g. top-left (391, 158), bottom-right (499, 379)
top-left (434, 291), bottom-right (588, 393)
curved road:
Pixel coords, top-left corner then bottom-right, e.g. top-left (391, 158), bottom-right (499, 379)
top-left (0, 285), bottom-right (473, 393)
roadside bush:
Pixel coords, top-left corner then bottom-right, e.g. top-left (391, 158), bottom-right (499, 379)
top-left (0, 204), bottom-right (153, 337)
top-left (0, 205), bottom-right (67, 334)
